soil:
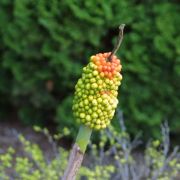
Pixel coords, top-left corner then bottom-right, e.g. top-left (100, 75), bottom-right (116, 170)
top-left (0, 120), bottom-right (61, 159)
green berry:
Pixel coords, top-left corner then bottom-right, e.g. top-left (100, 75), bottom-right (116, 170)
top-left (92, 112), bottom-right (98, 119)
top-left (84, 99), bottom-right (89, 105)
top-left (80, 113), bottom-right (85, 118)
top-left (97, 97), bottom-right (102, 103)
top-left (86, 115), bottom-right (91, 121)
top-left (92, 99), bottom-right (97, 105)
top-left (92, 70), bottom-right (98, 76)
top-left (88, 95), bottom-right (94, 101)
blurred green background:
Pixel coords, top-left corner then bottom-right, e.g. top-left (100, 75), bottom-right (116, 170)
top-left (0, 0), bottom-right (179, 139)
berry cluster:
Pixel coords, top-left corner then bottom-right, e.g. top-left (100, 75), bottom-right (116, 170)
top-left (72, 52), bottom-right (122, 130)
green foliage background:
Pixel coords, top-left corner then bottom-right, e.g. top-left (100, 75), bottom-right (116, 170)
top-left (0, 0), bottom-right (179, 138)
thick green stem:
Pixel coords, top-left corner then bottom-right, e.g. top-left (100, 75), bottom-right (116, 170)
top-left (75, 125), bottom-right (92, 153)
top-left (62, 125), bottom-right (92, 180)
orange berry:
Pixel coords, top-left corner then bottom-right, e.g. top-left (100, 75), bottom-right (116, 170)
top-left (107, 66), bottom-right (111, 72)
top-left (95, 61), bottom-right (101, 66)
top-left (116, 66), bottom-right (121, 72)
top-left (98, 65), bottom-right (103, 72)
top-left (107, 62), bottom-right (111, 66)
top-left (102, 66), bottom-right (106, 71)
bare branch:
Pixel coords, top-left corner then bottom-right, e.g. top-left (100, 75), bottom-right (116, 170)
top-left (107, 24), bottom-right (125, 61)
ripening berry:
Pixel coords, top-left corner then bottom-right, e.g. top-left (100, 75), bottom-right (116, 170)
top-left (72, 52), bottom-right (122, 130)
top-left (91, 83), bottom-right (98, 89)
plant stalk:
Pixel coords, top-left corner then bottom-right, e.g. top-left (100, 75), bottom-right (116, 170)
top-left (62, 125), bottom-right (92, 180)
top-left (63, 24), bottom-right (125, 179)
top-left (76, 125), bottom-right (92, 153)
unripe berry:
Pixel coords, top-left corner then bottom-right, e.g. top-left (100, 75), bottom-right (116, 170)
top-left (88, 95), bottom-right (94, 101)
top-left (90, 78), bottom-right (96, 83)
top-left (86, 115), bottom-right (91, 121)
top-left (91, 83), bottom-right (98, 89)
top-left (97, 97), bottom-right (103, 103)
top-left (84, 99), bottom-right (89, 105)
top-left (92, 99), bottom-right (98, 106)
top-left (85, 83), bottom-right (90, 89)
top-left (80, 113), bottom-right (85, 119)
top-left (92, 70), bottom-right (98, 76)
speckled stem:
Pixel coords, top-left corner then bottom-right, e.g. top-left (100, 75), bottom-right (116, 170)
top-left (62, 125), bottom-right (92, 180)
